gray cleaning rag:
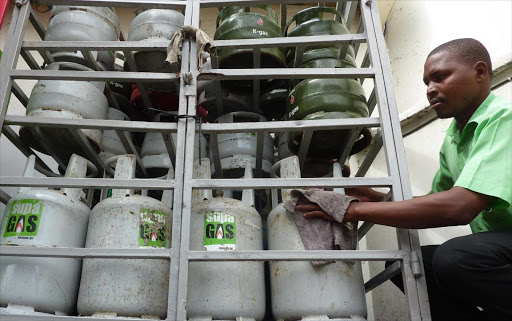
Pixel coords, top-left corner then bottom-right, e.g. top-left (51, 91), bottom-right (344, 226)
top-left (284, 189), bottom-right (359, 266)
top-left (166, 25), bottom-right (215, 70)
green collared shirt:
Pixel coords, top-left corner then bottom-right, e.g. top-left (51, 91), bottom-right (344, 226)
top-left (430, 92), bottom-right (512, 233)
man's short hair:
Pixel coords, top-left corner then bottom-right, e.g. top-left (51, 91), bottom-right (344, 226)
top-left (428, 38), bottom-right (492, 75)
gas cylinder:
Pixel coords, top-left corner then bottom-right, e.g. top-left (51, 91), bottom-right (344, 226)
top-left (77, 155), bottom-right (173, 318)
top-left (259, 79), bottom-right (289, 121)
top-left (140, 114), bottom-right (208, 178)
top-left (286, 77), bottom-right (370, 159)
top-left (46, 6), bottom-right (120, 70)
top-left (210, 112), bottom-right (274, 178)
top-left (187, 159), bottom-right (265, 320)
top-left (127, 9), bottom-right (184, 92)
top-left (284, 7), bottom-right (355, 65)
top-left (214, 6), bottom-right (286, 92)
top-left (197, 56), bottom-right (253, 121)
top-left (99, 108), bottom-right (130, 163)
top-left (267, 156), bottom-right (367, 319)
top-left (19, 62), bottom-right (108, 161)
top-left (0, 154), bottom-right (92, 315)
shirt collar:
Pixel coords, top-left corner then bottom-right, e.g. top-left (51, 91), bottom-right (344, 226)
top-left (445, 92), bottom-right (496, 139)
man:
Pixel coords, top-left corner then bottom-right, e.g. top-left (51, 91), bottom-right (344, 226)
top-left (297, 38), bottom-right (512, 321)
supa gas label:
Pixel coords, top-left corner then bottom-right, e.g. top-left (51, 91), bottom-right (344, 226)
top-left (3, 199), bottom-right (43, 239)
top-left (204, 210), bottom-right (236, 251)
top-left (139, 209), bottom-right (167, 248)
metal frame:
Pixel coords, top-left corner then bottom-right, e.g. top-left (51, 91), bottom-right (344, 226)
top-left (0, 0), bottom-right (430, 320)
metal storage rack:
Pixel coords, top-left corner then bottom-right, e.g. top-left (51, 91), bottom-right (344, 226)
top-left (0, 0), bottom-right (431, 320)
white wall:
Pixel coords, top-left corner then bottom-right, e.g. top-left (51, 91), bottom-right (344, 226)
top-left (355, 1), bottom-right (512, 320)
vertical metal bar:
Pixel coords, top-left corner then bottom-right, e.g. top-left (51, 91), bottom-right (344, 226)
top-left (29, 127), bottom-right (67, 170)
top-left (0, 188), bottom-right (12, 205)
top-left (70, 128), bottom-right (106, 173)
top-left (162, 132), bottom-right (177, 170)
top-left (169, 1), bottom-right (196, 319)
top-left (337, 126), bottom-right (362, 166)
top-left (1, 125), bottom-right (56, 175)
top-left (115, 130), bottom-right (148, 178)
top-left (123, 50), bottom-right (154, 111)
top-left (366, 1), bottom-right (430, 319)
top-left (297, 129), bottom-right (313, 170)
top-left (356, 129), bottom-right (382, 177)
top-left (210, 55), bottom-right (224, 116)
top-left (82, 50), bottom-right (101, 71)
top-left (86, 187), bottom-right (94, 209)
top-left (252, 47), bottom-right (261, 112)
top-left (280, 4), bottom-right (287, 33)
top-left (255, 132), bottom-right (264, 178)
top-left (29, 5), bottom-right (46, 40)
top-left (36, 49), bottom-right (55, 65)
top-left (360, 1), bottom-right (430, 320)
top-left (20, 49), bottom-right (41, 70)
top-left (209, 133), bottom-right (223, 179)
top-left (0, 0), bottom-right (31, 129)
top-left (336, 1), bottom-right (347, 22)
top-left (11, 81), bottom-right (29, 107)
top-left (353, 18), bottom-right (365, 57)
top-left (344, 0), bottom-right (359, 30)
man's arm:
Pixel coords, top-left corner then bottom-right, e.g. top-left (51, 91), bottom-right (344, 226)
top-left (298, 186), bottom-right (494, 229)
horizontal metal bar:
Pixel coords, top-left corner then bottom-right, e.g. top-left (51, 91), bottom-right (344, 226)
top-left (214, 34), bottom-right (366, 49)
top-left (4, 115), bottom-right (381, 133)
top-left (365, 261), bottom-right (401, 293)
top-left (10, 70), bottom-right (179, 82)
top-left (0, 315), bottom-right (159, 321)
top-left (198, 68), bottom-right (376, 80)
top-left (189, 250), bottom-right (405, 261)
top-left (22, 34), bottom-right (366, 51)
top-left (0, 246), bottom-right (171, 259)
top-left (23, 40), bottom-right (171, 51)
top-left (200, 0), bottom-right (358, 8)
top-left (5, 116), bottom-right (178, 132)
top-left (192, 177), bottom-right (393, 189)
top-left (0, 177), bottom-right (176, 189)
top-left (199, 117), bottom-right (381, 133)
top-left (34, 0), bottom-right (187, 9)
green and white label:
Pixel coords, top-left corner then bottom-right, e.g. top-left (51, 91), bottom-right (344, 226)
top-left (139, 209), bottom-right (167, 248)
top-left (3, 199), bottom-right (43, 239)
top-left (204, 210), bottom-right (236, 251)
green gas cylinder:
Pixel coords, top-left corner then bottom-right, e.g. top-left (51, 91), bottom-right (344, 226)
top-left (214, 6), bottom-right (286, 93)
top-left (286, 77), bottom-right (370, 159)
top-left (285, 7), bottom-right (356, 65)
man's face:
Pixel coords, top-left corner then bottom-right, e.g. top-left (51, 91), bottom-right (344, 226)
top-left (423, 51), bottom-right (480, 120)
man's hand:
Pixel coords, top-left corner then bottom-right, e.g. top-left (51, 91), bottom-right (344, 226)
top-left (294, 196), bottom-right (336, 221)
top-left (345, 187), bottom-right (386, 202)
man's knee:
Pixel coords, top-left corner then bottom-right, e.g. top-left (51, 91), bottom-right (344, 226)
top-left (431, 235), bottom-right (478, 282)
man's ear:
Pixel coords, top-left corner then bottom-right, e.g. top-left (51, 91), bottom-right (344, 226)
top-left (474, 61), bottom-right (489, 80)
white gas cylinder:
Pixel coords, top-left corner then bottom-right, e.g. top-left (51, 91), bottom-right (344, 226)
top-left (267, 156), bottom-right (367, 319)
top-left (187, 159), bottom-right (266, 320)
top-left (46, 6), bottom-right (120, 70)
top-left (0, 155), bottom-right (92, 315)
top-left (99, 108), bottom-right (130, 163)
top-left (210, 112), bottom-right (274, 178)
top-left (127, 9), bottom-right (184, 91)
top-left (77, 155), bottom-right (173, 319)
top-left (141, 114), bottom-right (207, 178)
top-left (20, 62), bottom-right (108, 160)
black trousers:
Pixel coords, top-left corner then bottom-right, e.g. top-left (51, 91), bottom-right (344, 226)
top-left (387, 231), bottom-right (512, 321)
